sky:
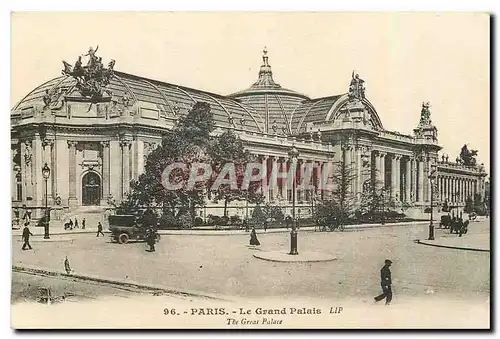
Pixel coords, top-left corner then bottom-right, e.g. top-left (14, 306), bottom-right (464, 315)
top-left (10, 12), bottom-right (490, 171)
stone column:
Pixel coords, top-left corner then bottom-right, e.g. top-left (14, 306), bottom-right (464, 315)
top-left (20, 141), bottom-right (28, 202)
top-left (100, 141), bottom-right (110, 204)
top-left (281, 159), bottom-right (289, 202)
top-left (297, 159), bottom-right (304, 201)
top-left (405, 159), bottom-right (411, 202)
top-left (417, 159), bottom-right (424, 202)
top-left (260, 155), bottom-right (268, 202)
top-left (379, 152), bottom-right (386, 189)
top-left (315, 161), bottom-right (322, 199)
top-left (120, 139), bottom-right (132, 199)
top-left (271, 156), bottom-right (278, 201)
top-left (396, 155), bottom-right (402, 200)
top-left (356, 147), bottom-right (362, 197)
top-left (391, 155), bottom-right (397, 198)
top-left (32, 135), bottom-right (44, 208)
top-left (136, 139), bottom-right (145, 178)
top-left (344, 147), bottom-right (352, 194)
top-left (67, 140), bottom-right (78, 206)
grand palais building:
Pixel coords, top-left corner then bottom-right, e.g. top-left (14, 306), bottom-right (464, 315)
top-left (11, 48), bottom-right (488, 228)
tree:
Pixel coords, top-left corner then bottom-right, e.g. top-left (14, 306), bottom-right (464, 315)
top-left (208, 129), bottom-right (264, 217)
top-left (314, 148), bottom-right (358, 226)
top-left (118, 102), bottom-right (215, 221)
top-left (458, 144), bottom-right (479, 167)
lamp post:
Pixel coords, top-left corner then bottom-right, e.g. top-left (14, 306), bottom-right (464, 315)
top-left (41, 163), bottom-right (51, 239)
top-left (288, 146), bottom-right (300, 255)
top-left (428, 164), bottom-right (437, 240)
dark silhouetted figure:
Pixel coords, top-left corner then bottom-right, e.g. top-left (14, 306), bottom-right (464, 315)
top-left (22, 226), bottom-right (33, 250)
top-left (243, 219), bottom-right (249, 232)
top-left (264, 219), bottom-right (268, 232)
top-left (146, 227), bottom-right (156, 252)
top-left (96, 222), bottom-right (104, 237)
top-left (64, 256), bottom-right (72, 274)
top-left (74, 218), bottom-right (79, 229)
top-left (374, 259), bottom-right (393, 305)
top-left (249, 227), bottom-right (260, 246)
top-left (69, 219), bottom-right (74, 230)
top-left (82, 218), bottom-right (86, 230)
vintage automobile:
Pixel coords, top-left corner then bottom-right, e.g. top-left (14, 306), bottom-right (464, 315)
top-left (108, 214), bottom-right (161, 244)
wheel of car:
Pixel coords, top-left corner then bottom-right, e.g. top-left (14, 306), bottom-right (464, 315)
top-left (155, 234), bottom-right (161, 242)
top-left (118, 233), bottom-right (129, 244)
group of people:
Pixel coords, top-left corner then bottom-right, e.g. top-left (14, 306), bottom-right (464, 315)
top-left (64, 218), bottom-right (86, 230)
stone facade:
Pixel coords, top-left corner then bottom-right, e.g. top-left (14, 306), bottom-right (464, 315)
top-left (10, 49), bottom-right (488, 227)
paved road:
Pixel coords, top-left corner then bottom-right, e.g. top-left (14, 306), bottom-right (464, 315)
top-left (12, 221), bottom-right (490, 302)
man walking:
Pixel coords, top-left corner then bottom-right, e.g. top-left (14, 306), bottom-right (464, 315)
top-left (374, 259), bottom-right (393, 305)
top-left (22, 225), bottom-right (33, 250)
top-left (82, 218), bottom-right (86, 230)
top-left (96, 222), bottom-right (104, 237)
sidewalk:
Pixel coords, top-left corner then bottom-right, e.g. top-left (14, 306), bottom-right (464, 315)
top-left (12, 220), bottom-right (430, 237)
top-left (417, 226), bottom-right (490, 252)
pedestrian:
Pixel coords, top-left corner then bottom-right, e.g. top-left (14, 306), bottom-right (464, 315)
top-left (146, 227), bottom-right (156, 252)
top-left (74, 218), bottom-right (79, 229)
top-left (96, 222), bottom-right (104, 237)
top-left (82, 218), bottom-right (86, 230)
top-left (285, 216), bottom-right (291, 229)
top-left (69, 219), bottom-right (73, 230)
top-left (374, 259), bottom-right (393, 305)
top-left (22, 225), bottom-right (33, 250)
top-left (264, 219), bottom-right (268, 232)
top-left (249, 226), bottom-right (260, 246)
top-left (64, 256), bottom-right (72, 274)
top-left (243, 219), bottom-right (249, 232)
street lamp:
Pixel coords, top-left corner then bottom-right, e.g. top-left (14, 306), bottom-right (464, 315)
top-left (288, 146), bottom-right (300, 255)
top-left (42, 163), bottom-right (51, 239)
top-left (428, 164), bottom-right (437, 240)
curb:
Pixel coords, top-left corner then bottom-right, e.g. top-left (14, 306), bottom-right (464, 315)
top-left (415, 240), bottom-right (490, 252)
top-left (13, 221), bottom-right (430, 237)
top-left (12, 264), bottom-right (237, 302)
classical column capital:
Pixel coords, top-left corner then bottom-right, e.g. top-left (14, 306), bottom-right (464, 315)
top-left (378, 151), bottom-right (387, 158)
top-left (67, 140), bottom-right (78, 148)
top-left (100, 140), bottom-right (110, 148)
top-left (42, 138), bottom-right (54, 147)
top-left (120, 139), bottom-right (132, 148)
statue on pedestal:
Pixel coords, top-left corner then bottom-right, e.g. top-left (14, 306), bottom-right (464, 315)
top-left (348, 71), bottom-right (366, 101)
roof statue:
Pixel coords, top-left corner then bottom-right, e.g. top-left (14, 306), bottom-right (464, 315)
top-left (419, 101), bottom-right (432, 125)
top-left (348, 71), bottom-right (366, 101)
top-left (61, 46), bottom-right (115, 101)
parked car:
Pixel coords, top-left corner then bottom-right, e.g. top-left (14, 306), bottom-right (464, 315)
top-left (108, 214), bottom-right (160, 244)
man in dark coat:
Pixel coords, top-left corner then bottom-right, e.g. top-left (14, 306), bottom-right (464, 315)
top-left (146, 227), bottom-right (156, 252)
top-left (82, 218), bottom-right (86, 230)
top-left (374, 259), bottom-right (393, 305)
top-left (96, 222), bottom-right (104, 237)
top-left (22, 225), bottom-right (33, 250)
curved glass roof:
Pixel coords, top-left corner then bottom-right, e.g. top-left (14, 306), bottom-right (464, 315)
top-left (12, 49), bottom-right (382, 137)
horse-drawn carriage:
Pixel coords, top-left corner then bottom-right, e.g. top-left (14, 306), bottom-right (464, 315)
top-left (315, 217), bottom-right (345, 232)
top-left (439, 215), bottom-right (469, 235)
